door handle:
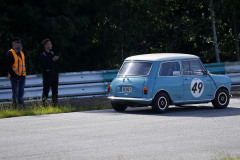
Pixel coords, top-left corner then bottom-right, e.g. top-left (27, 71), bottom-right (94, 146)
top-left (185, 78), bottom-right (190, 80)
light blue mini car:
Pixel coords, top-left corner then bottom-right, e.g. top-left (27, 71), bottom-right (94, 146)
top-left (108, 53), bottom-right (231, 113)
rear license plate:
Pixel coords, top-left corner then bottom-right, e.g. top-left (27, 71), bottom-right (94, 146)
top-left (122, 87), bottom-right (132, 92)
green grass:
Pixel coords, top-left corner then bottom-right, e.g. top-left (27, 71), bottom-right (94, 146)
top-left (213, 155), bottom-right (240, 160)
top-left (214, 157), bottom-right (240, 160)
top-left (0, 103), bottom-right (112, 119)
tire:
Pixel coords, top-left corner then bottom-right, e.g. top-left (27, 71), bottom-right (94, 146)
top-left (212, 88), bottom-right (229, 109)
top-left (152, 92), bottom-right (169, 113)
top-left (111, 101), bottom-right (127, 112)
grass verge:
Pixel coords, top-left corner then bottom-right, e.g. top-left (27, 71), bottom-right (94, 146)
top-left (0, 103), bottom-right (112, 119)
top-left (213, 155), bottom-right (240, 160)
top-left (214, 157), bottom-right (240, 160)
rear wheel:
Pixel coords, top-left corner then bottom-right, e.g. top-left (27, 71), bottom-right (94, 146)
top-left (152, 92), bottom-right (169, 113)
top-left (212, 88), bottom-right (229, 109)
top-left (111, 101), bottom-right (127, 112)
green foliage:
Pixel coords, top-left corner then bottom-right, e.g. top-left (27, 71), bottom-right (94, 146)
top-left (0, 0), bottom-right (240, 76)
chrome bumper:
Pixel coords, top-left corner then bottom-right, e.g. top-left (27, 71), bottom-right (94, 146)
top-left (108, 96), bottom-right (152, 102)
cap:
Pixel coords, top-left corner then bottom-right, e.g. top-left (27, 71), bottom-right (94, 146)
top-left (12, 37), bottom-right (22, 43)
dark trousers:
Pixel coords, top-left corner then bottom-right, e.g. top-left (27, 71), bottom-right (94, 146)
top-left (42, 73), bottom-right (58, 104)
top-left (10, 76), bottom-right (25, 107)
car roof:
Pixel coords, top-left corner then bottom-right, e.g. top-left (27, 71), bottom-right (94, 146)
top-left (125, 53), bottom-right (199, 61)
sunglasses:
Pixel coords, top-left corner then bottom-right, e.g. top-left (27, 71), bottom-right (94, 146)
top-left (14, 41), bottom-right (22, 44)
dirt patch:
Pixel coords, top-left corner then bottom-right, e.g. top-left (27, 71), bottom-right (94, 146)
top-left (61, 87), bottom-right (240, 107)
top-left (3, 87), bottom-right (239, 109)
top-left (230, 87), bottom-right (240, 98)
top-left (58, 87), bottom-right (239, 108)
top-left (58, 96), bottom-right (111, 108)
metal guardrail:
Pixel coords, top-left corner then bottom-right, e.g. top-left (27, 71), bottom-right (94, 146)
top-left (203, 63), bottom-right (225, 74)
top-left (0, 62), bottom-right (240, 102)
top-left (226, 73), bottom-right (240, 85)
top-left (0, 70), bottom-right (118, 102)
top-left (225, 62), bottom-right (240, 73)
top-left (204, 63), bottom-right (240, 87)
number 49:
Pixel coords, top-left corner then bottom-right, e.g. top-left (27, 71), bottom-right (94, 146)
top-left (192, 82), bottom-right (203, 93)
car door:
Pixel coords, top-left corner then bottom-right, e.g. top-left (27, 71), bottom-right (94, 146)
top-left (182, 59), bottom-right (214, 101)
top-left (156, 61), bottom-right (184, 102)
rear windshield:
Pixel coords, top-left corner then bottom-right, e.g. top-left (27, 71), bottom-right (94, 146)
top-left (118, 62), bottom-right (152, 76)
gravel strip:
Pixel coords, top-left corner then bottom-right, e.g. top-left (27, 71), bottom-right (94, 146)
top-left (59, 87), bottom-right (240, 108)
top-left (58, 96), bottom-right (111, 108)
top-left (231, 87), bottom-right (240, 98)
top-left (3, 87), bottom-right (239, 108)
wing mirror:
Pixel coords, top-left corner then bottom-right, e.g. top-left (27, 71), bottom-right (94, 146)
top-left (203, 70), bottom-right (210, 75)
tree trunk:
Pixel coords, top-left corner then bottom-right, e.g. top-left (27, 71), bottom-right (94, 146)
top-left (121, 44), bottom-right (124, 62)
top-left (233, 10), bottom-right (240, 61)
top-left (210, 0), bottom-right (221, 63)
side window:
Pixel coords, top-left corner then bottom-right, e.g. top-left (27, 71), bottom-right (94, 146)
top-left (183, 60), bottom-right (204, 75)
top-left (182, 61), bottom-right (191, 75)
top-left (159, 61), bottom-right (180, 76)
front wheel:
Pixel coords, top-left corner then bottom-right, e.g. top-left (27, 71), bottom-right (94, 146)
top-left (152, 93), bottom-right (169, 113)
top-left (111, 101), bottom-right (127, 112)
top-left (212, 88), bottom-right (230, 109)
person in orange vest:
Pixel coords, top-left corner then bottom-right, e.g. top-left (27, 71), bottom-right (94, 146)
top-left (6, 37), bottom-right (26, 109)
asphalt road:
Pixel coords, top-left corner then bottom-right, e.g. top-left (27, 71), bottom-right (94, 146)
top-left (0, 99), bottom-right (240, 160)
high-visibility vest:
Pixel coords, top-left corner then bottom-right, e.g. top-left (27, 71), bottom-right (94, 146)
top-left (8, 49), bottom-right (26, 78)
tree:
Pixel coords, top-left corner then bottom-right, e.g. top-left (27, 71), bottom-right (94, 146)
top-left (0, 0), bottom-right (239, 76)
top-left (209, 0), bottom-right (220, 63)
top-left (232, 0), bottom-right (240, 61)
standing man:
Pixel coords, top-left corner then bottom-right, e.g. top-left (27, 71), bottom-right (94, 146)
top-left (6, 37), bottom-right (26, 109)
top-left (40, 38), bottom-right (59, 106)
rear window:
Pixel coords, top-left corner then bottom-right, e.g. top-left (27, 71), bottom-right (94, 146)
top-left (118, 62), bottom-right (152, 76)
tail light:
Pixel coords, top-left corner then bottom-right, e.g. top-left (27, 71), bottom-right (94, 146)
top-left (144, 87), bottom-right (148, 95)
top-left (107, 85), bottom-right (111, 93)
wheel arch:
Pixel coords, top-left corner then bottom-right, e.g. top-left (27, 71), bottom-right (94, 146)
top-left (153, 90), bottom-right (173, 104)
top-left (213, 86), bottom-right (230, 100)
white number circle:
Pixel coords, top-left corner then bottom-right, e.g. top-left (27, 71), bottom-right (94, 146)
top-left (191, 78), bottom-right (204, 98)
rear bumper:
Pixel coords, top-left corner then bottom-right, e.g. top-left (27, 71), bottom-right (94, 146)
top-left (108, 96), bottom-right (152, 104)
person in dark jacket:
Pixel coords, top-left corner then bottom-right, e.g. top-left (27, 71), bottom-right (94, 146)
top-left (6, 37), bottom-right (26, 109)
top-left (40, 38), bottom-right (59, 106)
